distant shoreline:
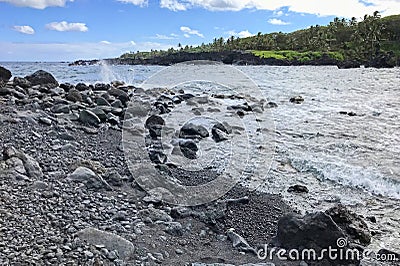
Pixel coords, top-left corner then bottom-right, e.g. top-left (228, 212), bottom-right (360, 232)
top-left (69, 50), bottom-right (397, 69)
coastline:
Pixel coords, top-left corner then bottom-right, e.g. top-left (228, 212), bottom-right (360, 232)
top-left (0, 66), bottom-right (399, 265)
top-left (68, 50), bottom-right (398, 69)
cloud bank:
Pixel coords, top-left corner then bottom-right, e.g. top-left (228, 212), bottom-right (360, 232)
top-left (46, 21), bottom-right (88, 32)
top-left (0, 0), bottom-right (72, 9)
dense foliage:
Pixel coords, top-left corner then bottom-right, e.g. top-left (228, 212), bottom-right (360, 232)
top-left (120, 12), bottom-right (400, 63)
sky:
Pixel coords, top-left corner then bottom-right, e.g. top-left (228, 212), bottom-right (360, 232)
top-left (1, 0), bottom-right (400, 61)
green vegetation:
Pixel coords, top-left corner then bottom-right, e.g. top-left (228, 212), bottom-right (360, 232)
top-left (252, 50), bottom-right (344, 62)
top-left (120, 12), bottom-right (400, 63)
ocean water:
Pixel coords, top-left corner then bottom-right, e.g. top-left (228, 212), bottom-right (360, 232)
top-left (1, 62), bottom-right (399, 253)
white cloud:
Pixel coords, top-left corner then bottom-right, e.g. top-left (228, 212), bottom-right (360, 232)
top-left (160, 0), bottom-right (187, 11)
top-left (273, 10), bottom-right (284, 17)
top-left (13, 25), bottom-right (35, 35)
top-left (180, 26), bottom-right (204, 38)
top-left (183, 33), bottom-right (190, 38)
top-left (0, 41), bottom-right (175, 61)
top-left (117, 0), bottom-right (148, 7)
top-left (268, 18), bottom-right (290, 25)
top-left (0, 0), bottom-right (72, 9)
top-left (46, 21), bottom-right (88, 32)
top-left (158, 0), bottom-right (400, 17)
top-left (227, 30), bottom-right (254, 38)
top-left (151, 34), bottom-right (178, 40)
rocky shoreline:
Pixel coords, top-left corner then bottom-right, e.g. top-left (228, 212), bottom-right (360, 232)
top-left (0, 65), bottom-right (399, 265)
top-left (68, 51), bottom-right (398, 69)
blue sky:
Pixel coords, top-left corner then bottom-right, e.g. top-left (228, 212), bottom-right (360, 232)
top-left (1, 0), bottom-right (399, 61)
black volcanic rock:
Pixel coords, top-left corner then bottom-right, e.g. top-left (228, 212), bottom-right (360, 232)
top-left (25, 70), bottom-right (58, 88)
top-left (0, 66), bottom-right (12, 83)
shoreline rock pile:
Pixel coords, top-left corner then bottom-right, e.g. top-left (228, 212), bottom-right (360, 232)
top-left (0, 66), bottom-right (397, 265)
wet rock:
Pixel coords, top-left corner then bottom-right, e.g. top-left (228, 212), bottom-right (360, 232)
top-left (273, 212), bottom-right (345, 250)
top-left (265, 102), bottom-right (278, 108)
top-left (145, 115), bottom-right (165, 139)
top-left (13, 77), bottom-right (31, 89)
top-left (66, 89), bottom-right (82, 103)
top-left (325, 204), bottom-right (371, 245)
top-left (108, 87), bottom-right (129, 105)
top-left (51, 104), bottom-right (70, 114)
top-left (179, 140), bottom-right (198, 159)
top-left (79, 110), bottom-right (101, 127)
top-left (25, 70), bottom-right (58, 88)
top-left (60, 82), bottom-right (74, 92)
top-left (39, 117), bottom-right (52, 126)
top-left (90, 107), bottom-right (107, 121)
top-left (337, 60), bottom-right (361, 69)
top-left (77, 227), bottom-right (135, 261)
top-left (0, 87), bottom-right (11, 96)
top-left (96, 97), bottom-right (110, 106)
top-left (0, 66), bottom-right (12, 83)
top-left (287, 184), bottom-right (309, 193)
top-left (94, 83), bottom-right (110, 91)
top-left (339, 111), bottom-right (357, 117)
top-left (211, 123), bottom-right (230, 143)
top-left (75, 83), bottom-right (89, 91)
top-left (68, 166), bottom-right (111, 190)
top-left (290, 96), bottom-right (304, 104)
top-left (179, 123), bottom-right (209, 139)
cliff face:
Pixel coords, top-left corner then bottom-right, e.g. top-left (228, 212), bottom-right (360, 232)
top-left (70, 51), bottom-right (340, 66)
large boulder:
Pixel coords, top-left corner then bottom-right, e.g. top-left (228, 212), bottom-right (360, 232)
top-left (325, 204), bottom-right (371, 245)
top-left (179, 123), bottom-right (209, 139)
top-left (2, 145), bottom-right (43, 180)
top-left (79, 110), bottom-right (101, 126)
top-left (0, 66), bottom-right (12, 83)
top-left (77, 227), bottom-right (135, 261)
top-left (25, 70), bottom-right (58, 88)
top-left (273, 212), bottom-right (345, 251)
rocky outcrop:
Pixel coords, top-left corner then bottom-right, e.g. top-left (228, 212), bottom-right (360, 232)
top-left (25, 70), bottom-right (59, 88)
top-left (0, 66), bottom-right (12, 83)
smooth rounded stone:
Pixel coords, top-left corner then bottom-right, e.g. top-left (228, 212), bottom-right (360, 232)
top-left (0, 87), bottom-right (11, 96)
top-left (108, 87), bottom-right (129, 105)
top-left (38, 117), bottom-right (52, 125)
top-left (179, 123), bottom-right (209, 139)
top-left (111, 99), bottom-right (123, 108)
top-left (60, 82), bottom-right (74, 92)
top-left (66, 89), bottom-right (82, 103)
top-left (90, 107), bottom-right (107, 121)
top-left (94, 83), bottom-right (110, 91)
top-left (96, 97), bottom-right (111, 106)
top-left (79, 110), bottom-right (101, 126)
top-left (164, 222), bottom-right (184, 236)
top-left (287, 184), bottom-right (309, 193)
top-left (179, 139), bottom-right (198, 159)
top-left (111, 80), bottom-right (125, 88)
top-left (207, 107), bottom-right (221, 113)
top-left (265, 102), bottom-right (278, 108)
top-left (68, 166), bottom-right (111, 190)
top-left (145, 115), bottom-right (165, 139)
top-left (51, 104), bottom-right (70, 114)
top-left (75, 83), bottom-right (89, 91)
top-left (289, 96), bottom-right (304, 104)
top-left (106, 113), bottom-right (120, 125)
top-left (211, 123), bottom-right (230, 143)
top-left (31, 180), bottom-right (49, 190)
top-left (25, 70), bottom-right (58, 88)
top-left (175, 249), bottom-right (184, 255)
top-left (138, 206), bottom-right (173, 223)
top-left (77, 227), bottom-right (135, 261)
top-left (0, 65), bottom-right (12, 82)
